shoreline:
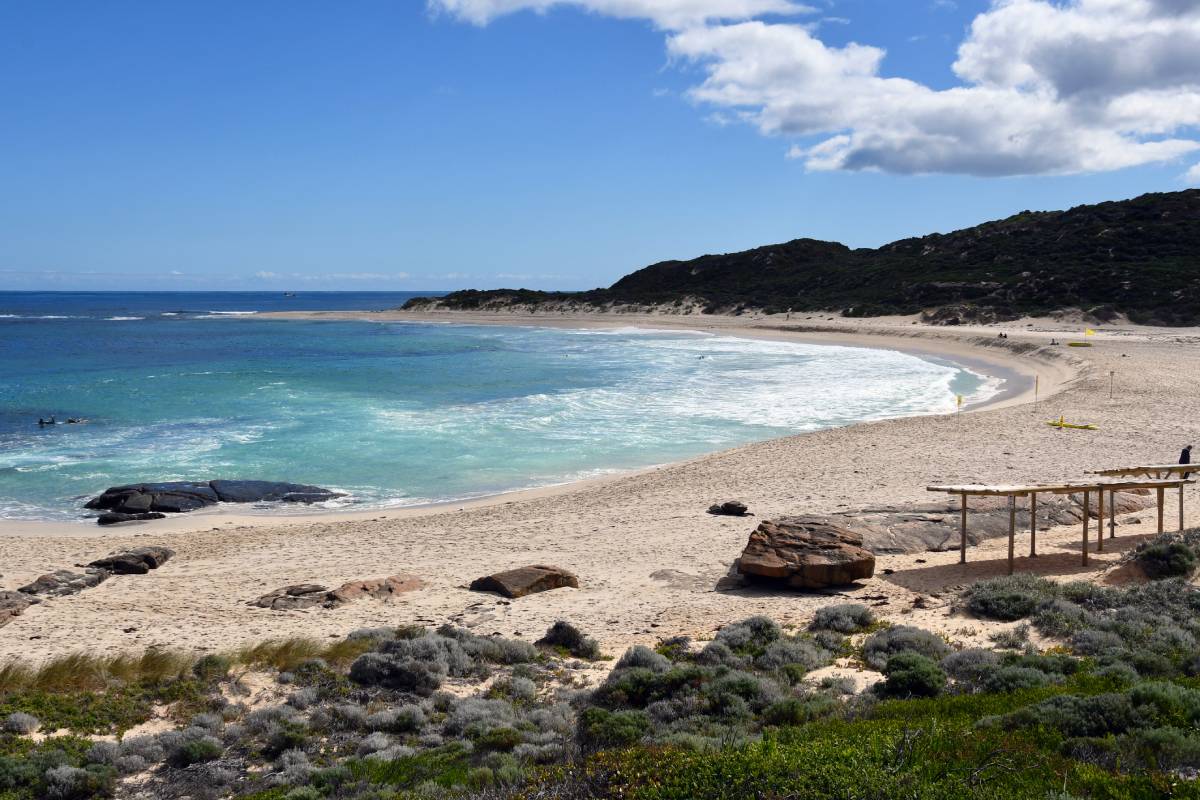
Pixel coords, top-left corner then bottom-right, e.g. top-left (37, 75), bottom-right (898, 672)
top-left (11, 309), bottom-right (1194, 664)
top-left (0, 312), bottom-right (1057, 538)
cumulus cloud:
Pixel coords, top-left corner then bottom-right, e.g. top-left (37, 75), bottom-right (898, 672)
top-left (1185, 162), bottom-right (1200, 183)
top-left (440, 0), bottom-right (1200, 177)
top-left (428, 0), bottom-right (813, 29)
top-left (669, 0), bottom-right (1200, 175)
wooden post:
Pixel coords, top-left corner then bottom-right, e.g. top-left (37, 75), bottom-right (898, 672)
top-left (1181, 485), bottom-right (1186, 532)
top-left (1109, 489), bottom-right (1116, 539)
top-left (1029, 492), bottom-right (1038, 557)
top-left (1097, 489), bottom-right (1105, 552)
top-left (1081, 489), bottom-right (1090, 566)
top-left (1007, 496), bottom-right (1016, 575)
top-left (1158, 487), bottom-right (1165, 533)
top-left (960, 492), bottom-right (968, 563)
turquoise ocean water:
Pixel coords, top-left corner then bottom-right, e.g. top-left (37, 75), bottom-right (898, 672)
top-left (0, 292), bottom-right (997, 522)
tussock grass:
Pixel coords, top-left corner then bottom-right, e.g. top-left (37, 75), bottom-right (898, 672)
top-left (0, 648), bottom-right (192, 694)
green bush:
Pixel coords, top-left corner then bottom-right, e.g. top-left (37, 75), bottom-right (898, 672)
top-left (963, 574), bottom-right (1058, 621)
top-left (877, 653), bottom-right (946, 698)
top-left (578, 707), bottom-right (650, 748)
top-left (169, 736), bottom-right (222, 767)
top-left (1136, 540), bottom-right (1198, 579)
top-left (862, 626), bottom-right (950, 670)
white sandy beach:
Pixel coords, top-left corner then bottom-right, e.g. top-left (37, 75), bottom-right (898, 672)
top-left (2, 310), bottom-right (1198, 664)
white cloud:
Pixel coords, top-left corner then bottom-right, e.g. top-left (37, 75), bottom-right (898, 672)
top-left (428, 0), bottom-right (814, 30)
top-left (666, 0), bottom-right (1200, 175)
top-left (1186, 162), bottom-right (1200, 183)
top-left (440, 0), bottom-right (1200, 177)
top-left (254, 271), bottom-right (279, 279)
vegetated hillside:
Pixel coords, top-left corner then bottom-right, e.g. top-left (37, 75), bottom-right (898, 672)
top-left (404, 190), bottom-right (1200, 324)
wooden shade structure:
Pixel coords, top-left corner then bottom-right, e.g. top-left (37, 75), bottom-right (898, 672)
top-left (1088, 464), bottom-right (1194, 533)
top-left (927, 478), bottom-right (1193, 575)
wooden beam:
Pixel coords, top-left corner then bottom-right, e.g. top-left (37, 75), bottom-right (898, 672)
top-left (1030, 492), bottom-right (1038, 557)
top-left (1081, 489), bottom-right (1090, 566)
top-left (1109, 489), bottom-right (1116, 539)
top-left (1097, 489), bottom-right (1105, 552)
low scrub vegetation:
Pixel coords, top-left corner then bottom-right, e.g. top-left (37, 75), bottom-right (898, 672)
top-left (3, 580), bottom-right (1200, 799)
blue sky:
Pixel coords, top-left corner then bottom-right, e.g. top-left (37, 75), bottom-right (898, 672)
top-left (2, 1), bottom-right (1198, 291)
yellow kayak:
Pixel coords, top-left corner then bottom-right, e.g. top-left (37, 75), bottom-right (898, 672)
top-left (1067, 342), bottom-right (1093, 347)
top-left (1047, 418), bottom-right (1098, 430)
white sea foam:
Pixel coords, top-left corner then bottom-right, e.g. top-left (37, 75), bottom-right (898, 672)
top-left (106, 316), bottom-right (144, 321)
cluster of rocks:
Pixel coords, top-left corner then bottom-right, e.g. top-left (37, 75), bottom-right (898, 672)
top-left (85, 480), bottom-right (344, 525)
top-left (0, 545), bottom-right (174, 627)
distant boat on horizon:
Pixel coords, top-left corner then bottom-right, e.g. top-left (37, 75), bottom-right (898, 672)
top-left (284, 292), bottom-right (296, 297)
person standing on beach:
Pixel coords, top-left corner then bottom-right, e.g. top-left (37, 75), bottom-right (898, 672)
top-left (1181, 444), bottom-right (1193, 479)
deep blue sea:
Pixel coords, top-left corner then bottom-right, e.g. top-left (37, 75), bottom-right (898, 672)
top-left (0, 292), bottom-right (996, 522)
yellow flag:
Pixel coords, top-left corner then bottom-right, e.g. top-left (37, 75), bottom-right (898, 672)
top-left (1084, 328), bottom-right (1096, 336)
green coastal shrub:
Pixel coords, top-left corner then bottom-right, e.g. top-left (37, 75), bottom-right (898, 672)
top-left (963, 574), bottom-right (1058, 621)
top-left (809, 603), bottom-right (875, 634)
top-left (1135, 539), bottom-right (1198, 579)
top-left (862, 626), bottom-right (950, 670)
top-left (877, 653), bottom-right (946, 698)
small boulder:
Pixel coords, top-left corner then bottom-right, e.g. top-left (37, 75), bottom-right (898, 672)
top-left (97, 512), bottom-right (167, 526)
top-left (0, 591), bottom-right (38, 628)
top-left (737, 516), bottom-right (875, 590)
top-left (469, 565), bottom-right (579, 599)
top-left (251, 584), bottom-right (330, 610)
top-left (708, 501), bottom-right (749, 517)
top-left (18, 568), bottom-right (110, 597)
top-left (89, 545), bottom-right (175, 574)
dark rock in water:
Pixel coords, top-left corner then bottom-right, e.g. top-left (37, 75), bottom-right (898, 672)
top-left (97, 512), bottom-right (167, 526)
top-left (737, 516), bottom-right (875, 590)
top-left (0, 591), bottom-right (39, 628)
top-left (86, 479), bottom-right (343, 523)
top-left (708, 500), bottom-right (750, 517)
top-left (209, 480), bottom-right (341, 504)
top-left (469, 565), bottom-right (579, 599)
top-left (19, 568), bottom-right (110, 597)
top-left (89, 545), bottom-right (175, 574)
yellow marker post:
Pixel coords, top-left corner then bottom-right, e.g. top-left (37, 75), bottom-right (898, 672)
top-left (956, 394), bottom-right (963, 413)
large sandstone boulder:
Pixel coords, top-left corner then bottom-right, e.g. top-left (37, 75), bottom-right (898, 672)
top-left (18, 568), bottom-right (110, 597)
top-left (89, 545), bottom-right (175, 574)
top-left (469, 565), bottom-right (579, 599)
top-left (0, 591), bottom-right (38, 627)
top-left (737, 517), bottom-right (875, 589)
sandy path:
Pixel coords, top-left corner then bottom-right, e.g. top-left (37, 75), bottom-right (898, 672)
top-left (2, 312), bottom-right (1198, 662)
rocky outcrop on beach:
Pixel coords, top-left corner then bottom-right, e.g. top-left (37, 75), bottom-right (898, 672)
top-left (252, 574), bottom-right (426, 611)
top-left (469, 565), bottom-right (579, 598)
top-left (3, 545), bottom-right (175, 628)
top-left (836, 491), bottom-right (1157, 555)
top-left (88, 545), bottom-right (175, 574)
top-left (85, 479), bottom-right (343, 523)
top-left (737, 517), bottom-right (876, 589)
top-left (18, 568), bottom-right (110, 597)
top-left (0, 591), bottom-right (38, 628)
